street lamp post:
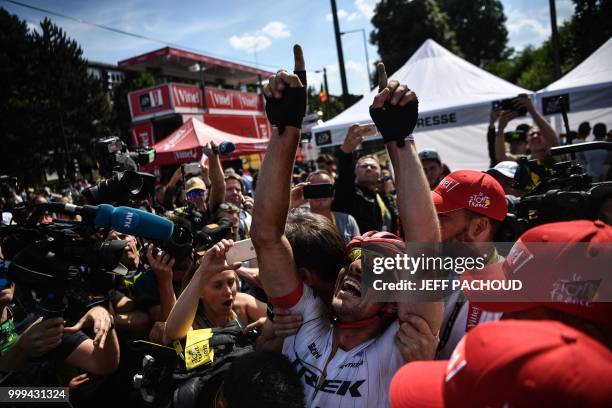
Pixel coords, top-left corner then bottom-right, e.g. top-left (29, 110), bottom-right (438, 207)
top-left (548, 0), bottom-right (561, 78)
top-left (330, 0), bottom-right (350, 106)
top-left (340, 28), bottom-right (372, 91)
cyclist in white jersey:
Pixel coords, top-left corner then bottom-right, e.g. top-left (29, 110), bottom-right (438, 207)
top-left (251, 47), bottom-right (443, 407)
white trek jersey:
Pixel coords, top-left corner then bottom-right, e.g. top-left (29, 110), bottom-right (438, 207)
top-left (282, 284), bottom-right (404, 408)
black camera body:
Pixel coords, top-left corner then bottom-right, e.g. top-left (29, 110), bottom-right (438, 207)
top-left (492, 97), bottom-right (527, 116)
top-left (84, 137), bottom-right (157, 205)
top-left (496, 142), bottom-right (612, 241)
top-left (0, 205), bottom-right (127, 319)
top-left (94, 137), bottom-right (156, 177)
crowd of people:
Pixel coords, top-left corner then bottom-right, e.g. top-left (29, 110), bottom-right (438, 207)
top-left (0, 44), bottom-right (611, 408)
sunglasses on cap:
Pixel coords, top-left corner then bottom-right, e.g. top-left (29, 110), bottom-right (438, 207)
top-left (186, 189), bottom-right (206, 199)
top-left (218, 202), bottom-right (239, 212)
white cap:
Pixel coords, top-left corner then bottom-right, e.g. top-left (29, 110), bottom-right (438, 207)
top-left (487, 161), bottom-right (518, 179)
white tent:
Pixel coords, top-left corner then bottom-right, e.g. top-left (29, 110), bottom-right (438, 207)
top-left (536, 36), bottom-right (612, 134)
top-left (312, 39), bottom-right (532, 171)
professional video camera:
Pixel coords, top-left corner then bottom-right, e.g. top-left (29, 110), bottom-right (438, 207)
top-left (497, 141), bottom-right (612, 241)
top-left (93, 136), bottom-right (156, 177)
top-left (83, 137), bottom-right (156, 205)
top-left (0, 202), bottom-right (173, 321)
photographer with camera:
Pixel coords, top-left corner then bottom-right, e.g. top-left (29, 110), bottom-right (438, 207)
top-left (123, 219), bottom-right (194, 345)
top-left (170, 142), bottom-right (226, 232)
top-left (224, 170), bottom-right (255, 241)
top-left (495, 94), bottom-right (559, 166)
top-left (487, 107), bottom-right (530, 167)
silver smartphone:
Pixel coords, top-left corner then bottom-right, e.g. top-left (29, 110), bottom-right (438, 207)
top-left (225, 239), bottom-right (257, 264)
top-left (183, 162), bottom-right (202, 176)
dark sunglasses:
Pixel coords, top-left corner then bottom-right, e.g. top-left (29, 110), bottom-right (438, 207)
top-left (187, 189), bottom-right (206, 199)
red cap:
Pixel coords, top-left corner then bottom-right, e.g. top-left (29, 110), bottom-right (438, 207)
top-left (432, 170), bottom-right (507, 221)
top-left (390, 320), bottom-right (612, 408)
top-left (464, 220), bottom-right (612, 325)
top-left (345, 230), bottom-right (404, 256)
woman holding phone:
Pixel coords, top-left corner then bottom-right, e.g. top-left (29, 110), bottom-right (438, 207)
top-left (164, 239), bottom-right (266, 340)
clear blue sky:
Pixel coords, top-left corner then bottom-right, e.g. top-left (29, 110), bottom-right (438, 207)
top-left (3, 0), bottom-right (574, 96)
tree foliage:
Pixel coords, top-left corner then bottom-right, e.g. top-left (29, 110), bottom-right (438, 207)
top-left (370, 0), bottom-right (461, 77)
top-left (0, 8), bottom-right (110, 184)
top-left (439, 0), bottom-right (510, 66)
top-left (486, 0), bottom-right (610, 91)
top-left (370, 0), bottom-right (611, 93)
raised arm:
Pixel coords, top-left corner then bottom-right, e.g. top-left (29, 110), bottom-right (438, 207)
top-left (203, 142), bottom-right (226, 212)
top-left (163, 166), bottom-right (182, 210)
top-left (250, 45), bottom-right (307, 300)
top-left (369, 63), bottom-right (439, 243)
top-left (145, 245), bottom-right (177, 323)
top-left (331, 125), bottom-right (361, 213)
top-left (487, 107), bottom-right (501, 167)
top-left (369, 63), bottom-right (444, 349)
top-left (496, 110), bottom-right (519, 162)
top-left (516, 94), bottom-right (559, 148)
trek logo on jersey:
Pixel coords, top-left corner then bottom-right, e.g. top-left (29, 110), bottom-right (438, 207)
top-left (339, 360), bottom-right (363, 369)
top-left (468, 192), bottom-right (491, 209)
top-left (308, 342), bottom-right (322, 359)
top-left (292, 358), bottom-right (366, 397)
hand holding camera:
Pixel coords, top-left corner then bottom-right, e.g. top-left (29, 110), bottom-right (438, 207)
top-left (369, 63), bottom-right (419, 146)
top-left (263, 45), bottom-right (307, 134)
top-left (498, 110), bottom-right (520, 133)
top-left (145, 244), bottom-right (175, 284)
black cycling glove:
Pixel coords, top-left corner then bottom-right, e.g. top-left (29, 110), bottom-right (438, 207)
top-left (369, 98), bottom-right (419, 147)
top-left (265, 86), bottom-right (307, 134)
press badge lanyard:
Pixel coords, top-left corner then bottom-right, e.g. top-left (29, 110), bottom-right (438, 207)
top-left (437, 294), bottom-right (482, 353)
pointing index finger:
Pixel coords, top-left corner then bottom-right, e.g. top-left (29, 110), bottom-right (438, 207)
top-left (293, 44), bottom-right (305, 72)
top-left (377, 62), bottom-right (388, 92)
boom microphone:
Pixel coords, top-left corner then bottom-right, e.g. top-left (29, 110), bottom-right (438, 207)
top-left (93, 204), bottom-right (174, 240)
top-left (34, 203), bottom-right (174, 240)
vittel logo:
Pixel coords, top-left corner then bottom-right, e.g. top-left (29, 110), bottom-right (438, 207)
top-left (212, 92), bottom-right (232, 106)
top-left (176, 88), bottom-right (200, 104)
top-left (174, 150), bottom-right (197, 160)
top-left (238, 94), bottom-right (258, 109)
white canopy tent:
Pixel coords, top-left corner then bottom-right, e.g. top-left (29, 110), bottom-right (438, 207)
top-left (312, 39), bottom-right (532, 171)
top-left (536, 36), bottom-right (612, 135)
